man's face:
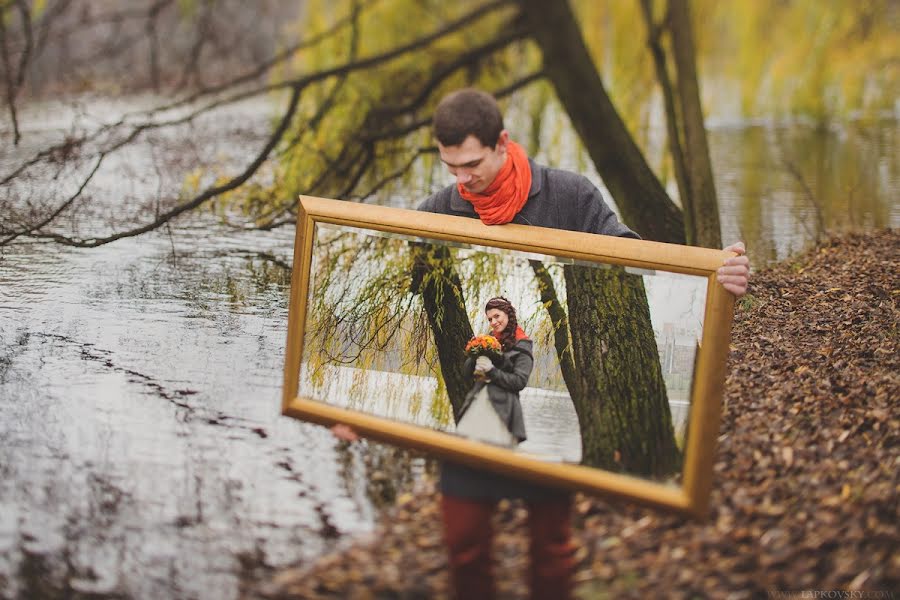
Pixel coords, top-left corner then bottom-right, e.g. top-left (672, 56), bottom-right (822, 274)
top-left (438, 131), bottom-right (508, 194)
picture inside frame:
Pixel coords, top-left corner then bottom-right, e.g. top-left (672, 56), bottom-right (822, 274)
top-left (297, 221), bottom-right (709, 486)
top-left (282, 196), bottom-right (735, 517)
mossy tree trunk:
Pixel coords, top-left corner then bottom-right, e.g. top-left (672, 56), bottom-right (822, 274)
top-left (515, 0), bottom-right (685, 244)
top-left (563, 265), bottom-right (681, 476)
top-left (410, 243), bottom-right (473, 422)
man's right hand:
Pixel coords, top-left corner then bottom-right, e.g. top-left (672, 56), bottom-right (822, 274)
top-left (331, 424), bottom-right (359, 442)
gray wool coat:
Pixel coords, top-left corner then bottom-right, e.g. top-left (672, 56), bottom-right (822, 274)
top-left (418, 158), bottom-right (639, 239)
top-left (420, 158), bottom-right (638, 501)
top-left (460, 338), bottom-right (533, 444)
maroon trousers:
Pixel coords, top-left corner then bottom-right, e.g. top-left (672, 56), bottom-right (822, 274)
top-left (440, 494), bottom-right (576, 600)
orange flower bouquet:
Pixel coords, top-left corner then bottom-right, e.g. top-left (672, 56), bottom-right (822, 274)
top-left (464, 335), bottom-right (502, 358)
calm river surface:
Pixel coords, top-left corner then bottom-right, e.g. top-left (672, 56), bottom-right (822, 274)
top-left (0, 96), bottom-right (897, 598)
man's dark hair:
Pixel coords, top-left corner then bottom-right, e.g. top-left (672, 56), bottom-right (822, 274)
top-left (433, 88), bottom-right (504, 148)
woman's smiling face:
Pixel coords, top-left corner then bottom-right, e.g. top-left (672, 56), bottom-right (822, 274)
top-left (486, 308), bottom-right (508, 335)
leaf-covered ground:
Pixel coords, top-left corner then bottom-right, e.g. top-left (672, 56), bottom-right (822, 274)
top-left (264, 230), bottom-right (899, 599)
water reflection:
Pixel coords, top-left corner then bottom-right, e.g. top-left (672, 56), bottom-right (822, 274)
top-left (713, 120), bottom-right (899, 265)
top-left (0, 224), bottom-right (388, 598)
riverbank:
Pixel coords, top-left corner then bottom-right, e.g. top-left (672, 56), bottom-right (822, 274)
top-left (263, 229), bottom-right (899, 599)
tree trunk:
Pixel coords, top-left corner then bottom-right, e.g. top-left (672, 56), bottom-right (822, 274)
top-left (411, 243), bottom-right (473, 422)
top-left (515, 0), bottom-right (685, 244)
top-left (639, 0), bottom-right (694, 243)
top-left (668, 0), bottom-right (722, 248)
top-left (529, 259), bottom-right (576, 389)
top-left (563, 265), bottom-right (681, 477)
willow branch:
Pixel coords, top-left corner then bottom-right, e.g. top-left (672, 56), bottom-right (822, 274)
top-left (362, 69), bottom-right (544, 144)
top-left (348, 148), bottom-right (428, 201)
top-left (275, 0), bottom-right (364, 159)
top-left (4, 0), bottom-right (517, 246)
top-left (142, 0), bottom-right (507, 119)
top-left (372, 24), bottom-right (528, 121)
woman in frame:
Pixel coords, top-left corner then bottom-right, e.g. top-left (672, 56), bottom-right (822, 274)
top-left (455, 296), bottom-right (531, 448)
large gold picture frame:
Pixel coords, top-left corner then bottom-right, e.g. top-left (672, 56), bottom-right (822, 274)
top-left (282, 195), bottom-right (735, 518)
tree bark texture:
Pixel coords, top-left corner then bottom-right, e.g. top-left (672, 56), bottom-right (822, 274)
top-left (411, 244), bottom-right (473, 422)
top-left (564, 265), bottom-right (682, 477)
top-left (529, 259), bottom-right (576, 390)
top-left (639, 0), bottom-right (693, 242)
top-left (668, 0), bottom-right (722, 248)
top-left (515, 0), bottom-right (685, 244)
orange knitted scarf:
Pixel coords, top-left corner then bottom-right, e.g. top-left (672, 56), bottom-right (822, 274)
top-left (457, 141), bottom-right (532, 225)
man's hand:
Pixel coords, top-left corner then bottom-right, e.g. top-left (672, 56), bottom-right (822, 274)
top-left (331, 424), bottom-right (359, 442)
top-left (718, 241), bottom-right (750, 297)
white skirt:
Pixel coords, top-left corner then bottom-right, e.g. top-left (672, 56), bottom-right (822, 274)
top-left (455, 387), bottom-right (517, 447)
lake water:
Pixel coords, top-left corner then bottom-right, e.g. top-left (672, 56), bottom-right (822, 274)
top-left (0, 96), bottom-right (896, 598)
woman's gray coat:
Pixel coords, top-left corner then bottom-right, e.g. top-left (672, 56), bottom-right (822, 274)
top-left (458, 338), bottom-right (533, 443)
top-left (441, 337), bottom-right (567, 501)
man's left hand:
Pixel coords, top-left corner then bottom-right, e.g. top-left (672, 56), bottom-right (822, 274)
top-left (718, 242), bottom-right (750, 297)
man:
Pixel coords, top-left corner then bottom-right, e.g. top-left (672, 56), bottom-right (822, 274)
top-left (418, 88), bottom-right (749, 600)
top-left (419, 88), bottom-right (748, 295)
top-left (335, 88), bottom-right (750, 599)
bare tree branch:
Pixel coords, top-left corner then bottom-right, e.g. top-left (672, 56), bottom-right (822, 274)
top-left (12, 0), bottom-right (31, 90)
top-left (26, 83), bottom-right (303, 247)
top-left (0, 154), bottom-right (103, 245)
top-left (249, 68), bottom-right (544, 230)
top-left (362, 69), bottom-right (544, 145)
top-left (0, 0), bottom-right (31, 144)
top-left (4, 0), bottom-right (517, 247)
top-left (174, 0), bottom-right (214, 90)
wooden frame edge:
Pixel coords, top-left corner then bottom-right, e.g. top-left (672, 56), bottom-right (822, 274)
top-left (298, 195), bottom-right (729, 275)
top-left (281, 196), bottom-right (736, 519)
top-left (281, 201), bottom-right (313, 413)
top-left (286, 398), bottom-right (692, 515)
top-left (681, 274), bottom-right (735, 518)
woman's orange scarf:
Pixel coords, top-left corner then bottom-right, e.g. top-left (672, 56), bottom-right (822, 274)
top-left (493, 325), bottom-right (528, 351)
top-left (458, 141), bottom-right (532, 225)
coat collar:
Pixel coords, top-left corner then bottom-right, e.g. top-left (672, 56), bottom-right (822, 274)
top-left (448, 158), bottom-right (543, 214)
top-left (509, 337), bottom-right (533, 356)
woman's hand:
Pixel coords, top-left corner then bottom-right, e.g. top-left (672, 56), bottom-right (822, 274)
top-left (473, 355), bottom-right (494, 381)
top-left (475, 355), bottom-right (494, 373)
